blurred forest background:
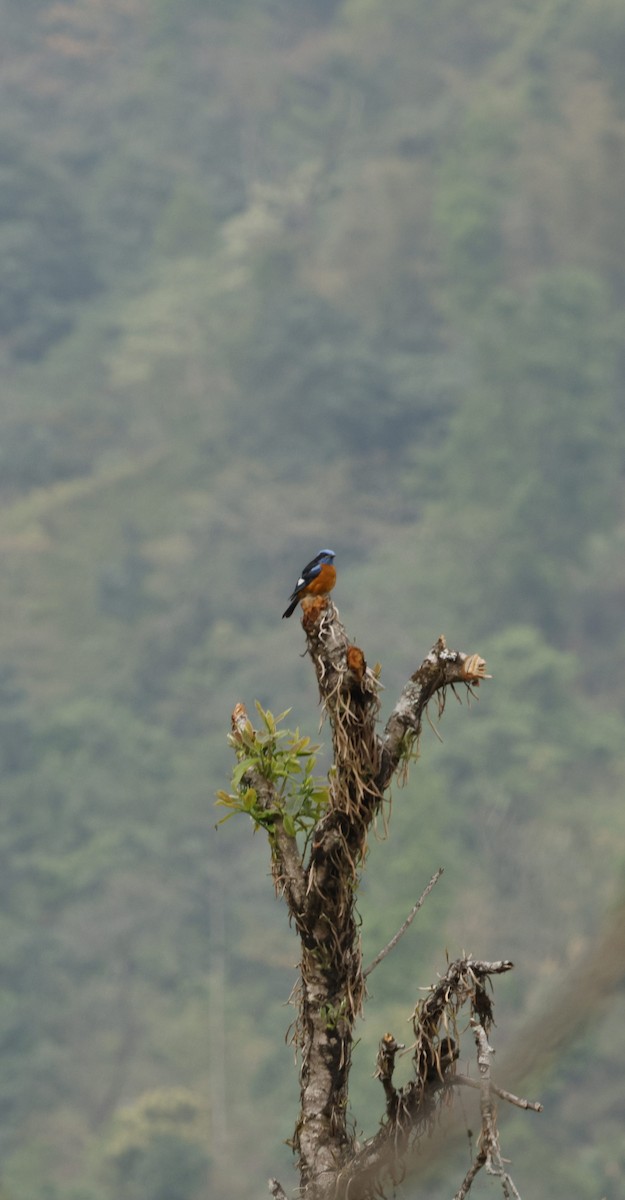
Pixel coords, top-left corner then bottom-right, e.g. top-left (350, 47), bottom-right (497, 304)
top-left (1, 0), bottom-right (624, 1197)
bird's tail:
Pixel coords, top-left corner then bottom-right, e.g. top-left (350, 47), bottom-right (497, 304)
top-left (282, 596), bottom-right (299, 619)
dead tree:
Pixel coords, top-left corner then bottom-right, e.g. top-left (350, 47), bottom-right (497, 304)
top-left (221, 595), bottom-right (541, 1199)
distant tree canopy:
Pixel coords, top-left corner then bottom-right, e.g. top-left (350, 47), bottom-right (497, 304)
top-left (0, 133), bottom-right (99, 359)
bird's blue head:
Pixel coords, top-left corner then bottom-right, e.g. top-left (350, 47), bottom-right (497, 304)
top-left (317, 549), bottom-right (336, 563)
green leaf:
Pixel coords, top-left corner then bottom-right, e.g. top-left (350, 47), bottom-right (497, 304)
top-left (282, 813), bottom-right (296, 837)
top-left (241, 787), bottom-right (258, 811)
top-left (231, 758), bottom-right (256, 787)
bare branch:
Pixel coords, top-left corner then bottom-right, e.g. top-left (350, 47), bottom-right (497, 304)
top-left (363, 868), bottom-right (444, 978)
top-left (270, 818), bottom-right (308, 914)
top-left (469, 959), bottom-right (514, 975)
top-left (374, 1032), bottom-right (405, 1118)
top-left (413, 957), bottom-right (512, 1049)
top-left (471, 1019), bottom-right (523, 1199)
top-left (378, 636), bottom-right (490, 791)
top-left (453, 1151), bottom-right (487, 1200)
top-left (453, 1074), bottom-right (543, 1113)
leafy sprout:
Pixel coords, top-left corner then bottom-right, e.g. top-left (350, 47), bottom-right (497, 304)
top-left (216, 702), bottom-right (329, 842)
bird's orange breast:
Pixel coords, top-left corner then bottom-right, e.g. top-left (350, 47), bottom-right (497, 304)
top-left (305, 562), bottom-right (336, 596)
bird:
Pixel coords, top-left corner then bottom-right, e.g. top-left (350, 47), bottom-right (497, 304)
top-left (282, 549), bottom-right (336, 619)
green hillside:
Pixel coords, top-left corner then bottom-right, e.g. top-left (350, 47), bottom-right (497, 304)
top-left (1, 1), bottom-right (624, 1197)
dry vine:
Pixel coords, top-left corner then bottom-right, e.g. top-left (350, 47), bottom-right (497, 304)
top-left (225, 595), bottom-right (539, 1199)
